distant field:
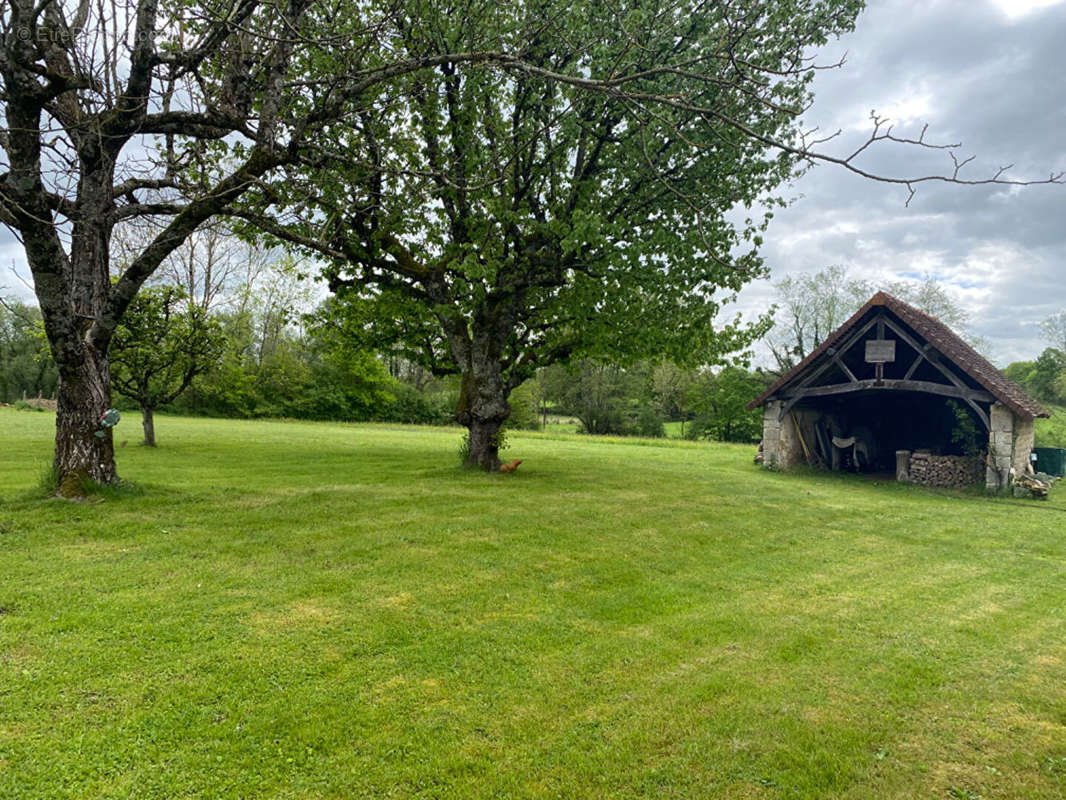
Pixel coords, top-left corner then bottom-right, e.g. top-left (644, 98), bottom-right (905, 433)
top-left (2, 408), bottom-right (1065, 799)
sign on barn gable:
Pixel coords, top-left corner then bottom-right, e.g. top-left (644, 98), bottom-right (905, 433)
top-left (864, 339), bottom-right (895, 364)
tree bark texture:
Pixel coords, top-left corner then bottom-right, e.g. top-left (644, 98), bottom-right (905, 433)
top-left (452, 320), bottom-right (513, 470)
top-left (456, 364), bottom-right (510, 470)
top-left (50, 167), bottom-right (120, 493)
top-left (464, 415), bottom-right (505, 471)
top-left (141, 406), bottom-right (156, 447)
top-left (53, 347), bottom-right (117, 494)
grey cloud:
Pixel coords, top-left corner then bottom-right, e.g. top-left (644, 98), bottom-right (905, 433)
top-left (733, 0), bottom-right (1066, 367)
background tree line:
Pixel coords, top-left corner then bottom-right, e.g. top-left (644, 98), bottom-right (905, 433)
top-left (2, 220), bottom-right (774, 446)
top-left (5, 255), bottom-right (1064, 448)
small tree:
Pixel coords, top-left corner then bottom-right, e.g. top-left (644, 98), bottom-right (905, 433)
top-left (110, 287), bottom-right (224, 446)
top-left (542, 361), bottom-right (642, 436)
top-left (687, 366), bottom-right (769, 443)
top-left (651, 362), bottom-right (697, 438)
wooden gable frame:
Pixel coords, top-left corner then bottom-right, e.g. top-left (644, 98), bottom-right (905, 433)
top-left (773, 310), bottom-right (994, 428)
top-left (749, 291), bottom-right (1048, 428)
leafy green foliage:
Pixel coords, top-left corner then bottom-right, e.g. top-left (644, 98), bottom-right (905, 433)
top-left (542, 361), bottom-right (651, 436)
top-left (505, 381), bottom-right (542, 431)
top-left (1029, 349), bottom-right (1066, 405)
top-left (1035, 406), bottom-right (1066, 448)
top-left (241, 0), bottom-right (872, 451)
top-left (948, 400), bottom-right (981, 458)
top-left (686, 366), bottom-right (770, 443)
top-left (1003, 348), bottom-right (1066, 407)
top-left (110, 287), bottom-right (226, 431)
top-left (650, 362), bottom-right (697, 435)
top-left (173, 300), bottom-right (456, 425)
top-left (0, 300), bottom-right (56, 403)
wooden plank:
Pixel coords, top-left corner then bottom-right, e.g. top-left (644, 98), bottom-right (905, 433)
top-left (776, 315), bottom-right (882, 419)
top-left (791, 315), bottom-right (882, 392)
top-left (865, 339), bottom-right (896, 363)
top-left (878, 317), bottom-right (993, 428)
top-left (838, 358), bottom-right (859, 383)
top-left (881, 318), bottom-right (966, 390)
top-left (903, 350), bottom-right (925, 380)
top-left (781, 379), bottom-right (996, 404)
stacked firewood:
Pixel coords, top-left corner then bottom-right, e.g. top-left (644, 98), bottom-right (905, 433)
top-left (907, 452), bottom-right (984, 489)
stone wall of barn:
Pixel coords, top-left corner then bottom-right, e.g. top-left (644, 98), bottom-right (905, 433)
top-left (760, 402), bottom-right (818, 470)
top-left (985, 402), bottom-right (1036, 492)
top-left (1013, 415), bottom-right (1035, 475)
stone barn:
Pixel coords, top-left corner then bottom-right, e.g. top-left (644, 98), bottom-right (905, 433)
top-left (748, 291), bottom-right (1048, 492)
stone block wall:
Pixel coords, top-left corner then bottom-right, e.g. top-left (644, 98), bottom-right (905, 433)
top-left (761, 401), bottom-right (806, 470)
top-left (986, 402), bottom-right (1014, 492)
top-left (1013, 416), bottom-right (1035, 475)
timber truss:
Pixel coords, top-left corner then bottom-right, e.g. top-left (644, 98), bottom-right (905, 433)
top-left (775, 311), bottom-right (994, 429)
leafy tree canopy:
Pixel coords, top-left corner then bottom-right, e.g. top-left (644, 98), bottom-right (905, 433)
top-left (237, 0), bottom-right (874, 466)
top-left (110, 287), bottom-right (225, 446)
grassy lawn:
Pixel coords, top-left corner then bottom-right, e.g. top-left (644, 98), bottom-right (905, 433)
top-left (2, 409), bottom-right (1066, 799)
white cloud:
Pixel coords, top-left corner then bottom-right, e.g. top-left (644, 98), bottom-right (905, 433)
top-left (991, 0), bottom-right (1065, 19)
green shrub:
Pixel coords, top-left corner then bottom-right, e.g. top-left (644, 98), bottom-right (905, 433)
top-left (634, 405), bottom-right (665, 438)
top-left (506, 382), bottom-right (541, 431)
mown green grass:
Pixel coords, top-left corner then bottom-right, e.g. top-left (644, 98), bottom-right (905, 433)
top-left (2, 408), bottom-right (1066, 799)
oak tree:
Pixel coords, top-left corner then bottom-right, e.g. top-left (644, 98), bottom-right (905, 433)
top-left (236, 0), bottom-right (1060, 469)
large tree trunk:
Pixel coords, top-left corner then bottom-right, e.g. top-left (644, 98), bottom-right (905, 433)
top-left (465, 415), bottom-right (505, 471)
top-left (141, 406), bottom-right (156, 447)
top-left (455, 355), bottom-right (511, 471)
top-left (44, 162), bottom-right (121, 495)
top-left (54, 347), bottom-right (117, 496)
top-left (442, 295), bottom-right (525, 471)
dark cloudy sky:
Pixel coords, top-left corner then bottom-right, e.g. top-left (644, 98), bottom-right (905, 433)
top-left (733, 0), bottom-right (1066, 367)
top-left (2, 0), bottom-right (1063, 367)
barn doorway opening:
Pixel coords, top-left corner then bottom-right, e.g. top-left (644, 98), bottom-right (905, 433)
top-left (793, 391), bottom-right (989, 474)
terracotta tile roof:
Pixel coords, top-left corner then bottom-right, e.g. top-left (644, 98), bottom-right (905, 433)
top-left (748, 291), bottom-right (1049, 419)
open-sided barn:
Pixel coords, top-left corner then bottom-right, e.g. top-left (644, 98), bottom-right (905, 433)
top-left (748, 292), bottom-right (1048, 492)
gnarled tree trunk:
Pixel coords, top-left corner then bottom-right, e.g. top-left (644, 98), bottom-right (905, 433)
top-left (49, 162), bottom-right (120, 495)
top-left (54, 346), bottom-right (116, 495)
top-left (456, 365), bottom-right (511, 471)
top-left (451, 314), bottom-right (514, 470)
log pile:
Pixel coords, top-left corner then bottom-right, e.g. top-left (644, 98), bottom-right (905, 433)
top-left (906, 452), bottom-right (983, 489)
